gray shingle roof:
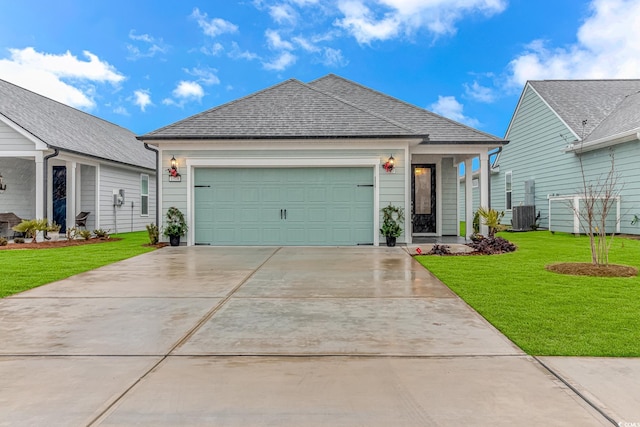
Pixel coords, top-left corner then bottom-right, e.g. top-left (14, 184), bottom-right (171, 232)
top-left (309, 74), bottom-right (503, 143)
top-left (141, 75), bottom-right (505, 144)
top-left (0, 79), bottom-right (155, 169)
top-left (529, 80), bottom-right (640, 141)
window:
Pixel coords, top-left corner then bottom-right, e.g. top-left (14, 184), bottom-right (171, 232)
top-left (141, 174), bottom-right (149, 216)
top-left (505, 171), bottom-right (512, 210)
top-left (472, 178), bottom-right (479, 188)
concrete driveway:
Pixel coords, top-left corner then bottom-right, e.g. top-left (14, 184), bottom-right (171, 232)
top-left (0, 247), bottom-right (615, 426)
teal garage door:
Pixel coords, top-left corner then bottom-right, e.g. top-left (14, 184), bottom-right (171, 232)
top-left (194, 167), bottom-right (374, 245)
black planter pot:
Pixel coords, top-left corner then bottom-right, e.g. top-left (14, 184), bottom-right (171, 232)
top-left (169, 235), bottom-right (181, 246)
top-left (385, 236), bottom-right (396, 247)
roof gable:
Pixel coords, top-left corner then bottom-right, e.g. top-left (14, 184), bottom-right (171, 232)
top-left (0, 79), bottom-right (154, 169)
top-left (529, 80), bottom-right (640, 140)
top-left (142, 79), bottom-right (419, 140)
top-left (142, 75), bottom-right (504, 144)
top-left (584, 90), bottom-right (640, 142)
top-left (309, 74), bottom-right (503, 143)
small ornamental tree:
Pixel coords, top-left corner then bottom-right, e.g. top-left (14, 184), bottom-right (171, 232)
top-left (571, 120), bottom-right (622, 266)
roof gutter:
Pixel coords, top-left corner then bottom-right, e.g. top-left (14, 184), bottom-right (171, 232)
top-left (144, 143), bottom-right (159, 227)
top-left (565, 129), bottom-right (640, 153)
top-left (43, 149), bottom-right (59, 220)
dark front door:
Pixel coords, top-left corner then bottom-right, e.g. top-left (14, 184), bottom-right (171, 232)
top-left (412, 164), bottom-right (436, 234)
top-left (52, 166), bottom-right (67, 232)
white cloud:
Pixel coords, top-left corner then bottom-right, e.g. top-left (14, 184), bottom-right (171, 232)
top-left (191, 8), bottom-right (238, 37)
top-left (430, 95), bottom-right (480, 127)
top-left (263, 51), bottom-right (297, 71)
top-left (464, 81), bottom-right (496, 103)
top-left (322, 47), bottom-right (348, 67)
top-left (163, 81), bottom-right (204, 107)
top-left (335, 0), bottom-right (507, 44)
top-left (0, 47), bottom-right (124, 109)
top-left (228, 42), bottom-right (260, 61)
top-left (266, 29), bottom-right (294, 50)
top-left (507, 0), bottom-right (640, 86)
top-left (201, 42), bottom-right (224, 56)
top-left (113, 106), bottom-right (130, 116)
top-left (269, 4), bottom-right (297, 24)
top-left (133, 89), bottom-right (152, 112)
top-left (184, 66), bottom-right (221, 86)
top-left (127, 30), bottom-right (168, 60)
top-left (174, 81), bottom-right (204, 99)
top-left (293, 36), bottom-right (320, 52)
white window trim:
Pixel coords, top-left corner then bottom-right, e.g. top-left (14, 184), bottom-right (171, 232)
top-left (140, 173), bottom-right (149, 217)
top-left (505, 171), bottom-right (513, 211)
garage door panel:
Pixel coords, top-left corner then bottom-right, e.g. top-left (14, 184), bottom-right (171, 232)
top-left (194, 167), bottom-right (373, 245)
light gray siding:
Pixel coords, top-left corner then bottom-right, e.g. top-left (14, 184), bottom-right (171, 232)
top-left (99, 165), bottom-right (156, 233)
top-left (0, 120), bottom-right (35, 151)
top-left (493, 85), bottom-right (640, 234)
top-left (80, 164), bottom-right (97, 230)
top-left (0, 157), bottom-right (36, 219)
top-left (441, 157), bottom-right (458, 235)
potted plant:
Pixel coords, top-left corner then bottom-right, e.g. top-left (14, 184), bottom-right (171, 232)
top-left (380, 204), bottom-right (404, 247)
top-left (163, 206), bottom-right (188, 246)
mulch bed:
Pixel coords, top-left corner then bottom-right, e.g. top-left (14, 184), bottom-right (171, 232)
top-left (0, 238), bottom-right (169, 250)
top-left (0, 237), bottom-right (121, 250)
top-left (546, 263), bottom-right (638, 277)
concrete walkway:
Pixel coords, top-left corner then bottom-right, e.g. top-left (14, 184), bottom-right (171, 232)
top-left (0, 247), bottom-right (631, 426)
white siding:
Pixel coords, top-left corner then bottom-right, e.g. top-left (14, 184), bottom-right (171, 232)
top-left (98, 165), bottom-right (156, 233)
top-left (441, 157), bottom-right (458, 235)
top-left (80, 164), bottom-right (97, 230)
top-left (0, 157), bottom-right (36, 219)
top-left (0, 120), bottom-right (35, 151)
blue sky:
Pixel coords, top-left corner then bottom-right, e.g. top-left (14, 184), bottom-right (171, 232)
top-left (1, 0), bottom-right (639, 137)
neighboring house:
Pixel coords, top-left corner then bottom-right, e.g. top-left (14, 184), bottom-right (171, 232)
top-left (0, 79), bottom-right (156, 236)
top-left (491, 80), bottom-right (640, 234)
top-left (139, 74), bottom-right (506, 246)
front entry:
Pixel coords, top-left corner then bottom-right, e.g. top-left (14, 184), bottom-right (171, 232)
top-left (412, 164), bottom-right (436, 234)
top-left (52, 166), bottom-right (67, 232)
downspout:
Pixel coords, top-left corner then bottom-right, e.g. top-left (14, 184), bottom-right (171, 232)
top-left (144, 143), bottom-right (159, 227)
top-left (43, 148), bottom-right (59, 220)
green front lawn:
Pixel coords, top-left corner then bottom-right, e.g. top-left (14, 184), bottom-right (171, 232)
top-left (416, 231), bottom-right (640, 356)
top-left (0, 231), bottom-right (157, 298)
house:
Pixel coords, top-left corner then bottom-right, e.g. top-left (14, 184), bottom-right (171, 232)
top-left (490, 80), bottom-right (640, 234)
top-left (0, 79), bottom-right (156, 236)
top-left (138, 74), bottom-right (506, 246)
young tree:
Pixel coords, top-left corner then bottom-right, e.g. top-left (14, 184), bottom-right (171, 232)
top-left (571, 120), bottom-right (622, 266)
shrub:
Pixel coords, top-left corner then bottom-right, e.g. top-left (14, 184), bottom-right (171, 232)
top-left (467, 236), bottom-right (516, 255)
top-left (0, 237), bottom-right (7, 246)
top-left (428, 244), bottom-right (451, 255)
top-left (66, 227), bottom-right (78, 240)
top-left (146, 223), bottom-right (159, 245)
top-left (93, 229), bottom-right (110, 239)
top-left (14, 237), bottom-right (25, 244)
top-left (78, 229), bottom-right (92, 240)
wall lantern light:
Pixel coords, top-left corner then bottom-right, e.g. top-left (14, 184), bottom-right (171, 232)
top-left (382, 155), bottom-right (395, 173)
top-left (168, 156), bottom-right (181, 181)
top-left (0, 173), bottom-right (6, 192)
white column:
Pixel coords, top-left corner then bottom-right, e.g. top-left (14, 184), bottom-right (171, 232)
top-left (34, 152), bottom-right (44, 219)
top-left (465, 158), bottom-right (473, 239)
top-left (479, 151), bottom-right (489, 236)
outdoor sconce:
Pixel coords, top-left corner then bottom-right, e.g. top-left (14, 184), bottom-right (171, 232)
top-left (0, 174), bottom-right (6, 192)
top-left (382, 155), bottom-right (395, 173)
top-left (168, 156), bottom-right (181, 181)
